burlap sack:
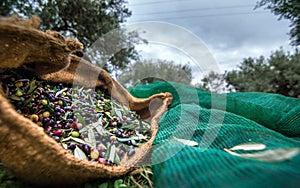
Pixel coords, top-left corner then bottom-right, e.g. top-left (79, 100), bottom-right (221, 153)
top-left (0, 15), bottom-right (172, 186)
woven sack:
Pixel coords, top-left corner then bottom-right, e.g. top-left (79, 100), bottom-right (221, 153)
top-left (0, 15), bottom-right (172, 186)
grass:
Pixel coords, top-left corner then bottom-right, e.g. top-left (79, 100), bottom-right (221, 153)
top-left (0, 163), bottom-right (153, 188)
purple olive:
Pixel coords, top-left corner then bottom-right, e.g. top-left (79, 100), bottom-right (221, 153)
top-left (53, 136), bottom-right (60, 142)
top-left (53, 129), bottom-right (65, 137)
top-left (83, 144), bottom-right (91, 155)
top-left (127, 149), bottom-right (135, 157)
top-left (68, 142), bottom-right (76, 150)
top-left (118, 149), bottom-right (125, 157)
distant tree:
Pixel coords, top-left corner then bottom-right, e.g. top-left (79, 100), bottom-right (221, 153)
top-left (1, 0), bottom-right (142, 73)
top-left (86, 29), bottom-right (146, 76)
top-left (0, 0), bottom-right (14, 16)
top-left (196, 72), bottom-right (228, 93)
top-left (225, 56), bottom-right (274, 93)
top-left (200, 49), bottom-right (300, 98)
top-left (256, 0), bottom-right (300, 46)
top-left (118, 59), bottom-right (192, 86)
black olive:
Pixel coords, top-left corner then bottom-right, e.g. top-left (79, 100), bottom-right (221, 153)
top-left (74, 51), bottom-right (84, 57)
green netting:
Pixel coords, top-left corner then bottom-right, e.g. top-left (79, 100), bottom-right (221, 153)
top-left (129, 82), bottom-right (300, 188)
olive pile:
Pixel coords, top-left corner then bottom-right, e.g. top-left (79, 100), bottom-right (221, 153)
top-left (0, 68), bottom-right (150, 165)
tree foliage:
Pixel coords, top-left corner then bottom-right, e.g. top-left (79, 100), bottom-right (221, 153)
top-left (201, 49), bottom-right (300, 98)
top-left (86, 28), bottom-right (145, 76)
top-left (225, 56), bottom-right (273, 92)
top-left (196, 72), bottom-right (228, 93)
top-left (1, 0), bottom-right (141, 73)
top-left (118, 59), bottom-right (192, 87)
top-left (256, 0), bottom-right (300, 46)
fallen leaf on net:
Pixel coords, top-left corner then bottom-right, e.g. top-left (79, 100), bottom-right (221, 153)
top-left (224, 147), bottom-right (300, 162)
top-left (173, 136), bottom-right (198, 147)
top-left (229, 143), bottom-right (266, 151)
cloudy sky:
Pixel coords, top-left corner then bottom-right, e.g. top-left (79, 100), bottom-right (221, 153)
top-left (123, 0), bottom-right (294, 84)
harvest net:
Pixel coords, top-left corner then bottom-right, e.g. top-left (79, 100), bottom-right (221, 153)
top-left (130, 81), bottom-right (300, 187)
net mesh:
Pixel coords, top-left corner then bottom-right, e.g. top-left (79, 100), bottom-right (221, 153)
top-left (129, 81), bottom-right (300, 188)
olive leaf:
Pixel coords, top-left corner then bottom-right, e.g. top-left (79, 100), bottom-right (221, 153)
top-left (103, 121), bottom-right (110, 129)
top-left (173, 137), bottom-right (198, 147)
top-left (229, 143), bottom-right (266, 151)
top-left (88, 94), bottom-right (95, 106)
top-left (79, 125), bottom-right (89, 133)
top-left (9, 95), bottom-right (21, 101)
top-left (117, 136), bottom-right (147, 143)
top-left (94, 124), bottom-right (106, 136)
top-left (111, 107), bottom-right (116, 116)
top-left (105, 111), bottom-right (113, 119)
top-left (77, 86), bottom-right (84, 92)
top-left (141, 121), bottom-right (150, 129)
top-left (55, 87), bottom-right (68, 97)
top-left (17, 79), bottom-right (29, 82)
top-left (61, 143), bottom-right (68, 150)
top-left (98, 182), bottom-right (108, 188)
top-left (75, 112), bottom-right (85, 125)
top-left (121, 105), bottom-right (130, 116)
top-left (27, 79), bottom-right (37, 94)
top-left (224, 147), bottom-right (300, 162)
top-left (131, 139), bottom-right (141, 147)
top-left (136, 132), bottom-right (148, 140)
top-left (74, 146), bottom-right (88, 160)
top-left (104, 143), bottom-right (111, 159)
top-left (85, 88), bottom-right (93, 93)
top-left (52, 86), bottom-right (57, 92)
top-left (115, 108), bottom-right (123, 120)
top-left (121, 124), bottom-right (137, 130)
top-left (108, 145), bottom-right (116, 163)
top-left (44, 105), bottom-right (54, 113)
top-left (24, 93), bottom-right (35, 105)
top-left (62, 136), bottom-right (91, 146)
top-left (61, 137), bottom-right (71, 142)
top-left (114, 179), bottom-right (123, 188)
top-left (63, 111), bottom-right (71, 121)
top-left (111, 99), bottom-right (122, 108)
top-left (114, 153), bottom-right (121, 164)
top-left (88, 128), bottom-right (96, 148)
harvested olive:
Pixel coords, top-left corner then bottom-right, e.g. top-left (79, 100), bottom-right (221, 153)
top-left (1, 67), bottom-right (151, 165)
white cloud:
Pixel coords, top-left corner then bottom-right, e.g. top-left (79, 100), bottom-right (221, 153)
top-left (125, 0), bottom-right (293, 84)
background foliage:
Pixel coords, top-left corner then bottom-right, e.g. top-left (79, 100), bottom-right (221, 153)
top-left (256, 0), bottom-right (300, 46)
top-left (0, 0), bottom-right (141, 73)
top-left (201, 49), bottom-right (300, 98)
top-left (119, 59), bottom-right (192, 86)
